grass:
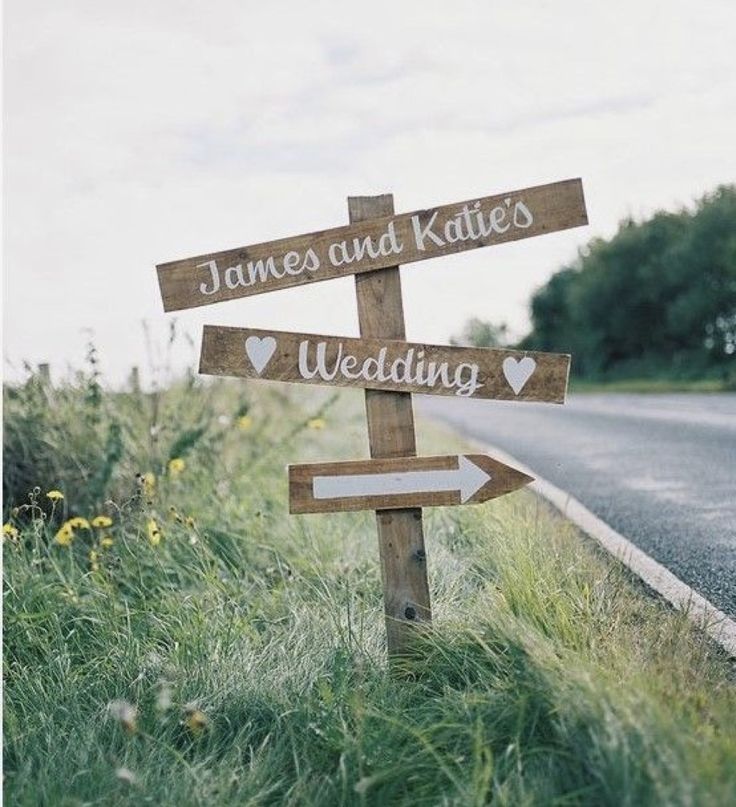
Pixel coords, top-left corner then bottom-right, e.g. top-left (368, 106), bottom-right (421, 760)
top-left (569, 377), bottom-right (732, 394)
top-left (3, 363), bottom-right (736, 806)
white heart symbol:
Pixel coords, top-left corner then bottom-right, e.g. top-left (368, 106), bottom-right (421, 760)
top-left (502, 356), bottom-right (536, 395)
top-left (245, 335), bottom-right (277, 375)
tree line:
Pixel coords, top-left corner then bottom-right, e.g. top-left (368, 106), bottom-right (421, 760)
top-left (455, 185), bottom-right (736, 381)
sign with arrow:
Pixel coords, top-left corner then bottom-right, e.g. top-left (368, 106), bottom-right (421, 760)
top-left (289, 454), bottom-right (534, 514)
top-left (155, 181), bottom-right (588, 657)
top-left (156, 178), bottom-right (587, 312)
top-left (199, 325), bottom-right (570, 403)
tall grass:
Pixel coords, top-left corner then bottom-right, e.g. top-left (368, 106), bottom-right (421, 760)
top-left (3, 364), bottom-right (736, 806)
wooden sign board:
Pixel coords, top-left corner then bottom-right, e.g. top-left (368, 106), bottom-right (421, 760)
top-left (199, 326), bottom-right (571, 404)
top-left (157, 179), bottom-right (587, 312)
top-left (156, 182), bottom-right (588, 658)
top-left (289, 454), bottom-right (534, 514)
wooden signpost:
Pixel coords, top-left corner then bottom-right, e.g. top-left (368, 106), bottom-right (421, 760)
top-left (199, 326), bottom-right (570, 403)
top-left (157, 179), bottom-right (587, 311)
top-left (156, 179), bottom-right (588, 657)
top-left (289, 454), bottom-right (533, 514)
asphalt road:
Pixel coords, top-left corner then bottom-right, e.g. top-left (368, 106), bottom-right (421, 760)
top-left (417, 393), bottom-right (736, 618)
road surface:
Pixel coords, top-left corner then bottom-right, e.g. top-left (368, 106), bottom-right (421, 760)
top-left (417, 393), bottom-right (736, 618)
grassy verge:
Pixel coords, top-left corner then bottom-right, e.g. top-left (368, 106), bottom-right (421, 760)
top-left (569, 377), bottom-right (733, 394)
top-left (3, 371), bottom-right (736, 806)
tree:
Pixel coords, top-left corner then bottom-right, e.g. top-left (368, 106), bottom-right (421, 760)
top-left (450, 318), bottom-right (509, 348)
top-left (521, 185), bottom-right (736, 378)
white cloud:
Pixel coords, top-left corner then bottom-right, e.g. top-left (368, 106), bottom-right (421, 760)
top-left (4, 0), bottom-right (736, 384)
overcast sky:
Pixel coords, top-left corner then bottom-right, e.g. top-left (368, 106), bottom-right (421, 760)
top-left (4, 0), bottom-right (735, 385)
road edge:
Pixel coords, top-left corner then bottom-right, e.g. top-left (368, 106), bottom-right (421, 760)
top-left (467, 437), bottom-right (736, 659)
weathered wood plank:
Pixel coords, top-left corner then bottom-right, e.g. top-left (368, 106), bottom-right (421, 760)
top-left (289, 453), bottom-right (533, 514)
top-left (199, 326), bottom-right (571, 403)
top-left (158, 179), bottom-right (587, 311)
top-left (349, 193), bottom-right (430, 656)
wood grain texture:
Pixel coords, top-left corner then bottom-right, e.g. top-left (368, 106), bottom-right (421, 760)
top-left (289, 454), bottom-right (534, 514)
top-left (349, 194), bottom-right (430, 656)
top-left (199, 326), bottom-right (571, 403)
top-left (157, 179), bottom-right (587, 311)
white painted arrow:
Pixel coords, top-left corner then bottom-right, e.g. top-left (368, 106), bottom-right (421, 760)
top-left (312, 455), bottom-right (491, 504)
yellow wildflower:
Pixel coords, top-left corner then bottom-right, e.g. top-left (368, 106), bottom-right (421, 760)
top-left (55, 524), bottom-right (74, 546)
top-left (237, 414), bottom-right (253, 431)
top-left (3, 523), bottom-right (19, 541)
top-left (307, 417), bottom-right (326, 430)
top-left (92, 515), bottom-right (113, 528)
top-left (168, 457), bottom-right (186, 476)
top-left (183, 705), bottom-right (208, 736)
top-left (61, 586), bottom-right (79, 604)
top-left (185, 516), bottom-right (196, 529)
top-left (67, 516), bottom-right (90, 530)
top-left (139, 472), bottom-right (156, 500)
top-left (100, 534), bottom-right (114, 549)
top-left (89, 549), bottom-right (100, 571)
top-left (147, 518), bottom-right (162, 546)
top-left (46, 490), bottom-right (64, 502)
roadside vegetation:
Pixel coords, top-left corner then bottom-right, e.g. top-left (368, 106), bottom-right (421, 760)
top-left (568, 377), bottom-right (729, 394)
top-left (456, 185), bottom-right (736, 390)
top-left (4, 356), bottom-right (736, 806)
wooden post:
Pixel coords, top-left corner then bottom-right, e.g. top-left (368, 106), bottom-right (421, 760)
top-left (130, 366), bottom-right (141, 393)
top-left (38, 363), bottom-right (51, 385)
top-left (348, 194), bottom-right (432, 656)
